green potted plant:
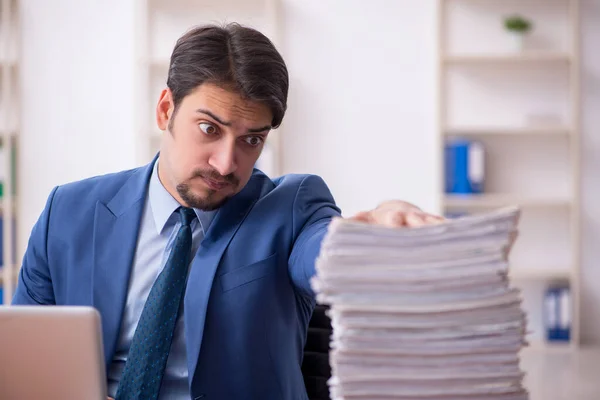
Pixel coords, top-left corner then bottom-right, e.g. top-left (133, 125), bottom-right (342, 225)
top-left (503, 14), bottom-right (533, 52)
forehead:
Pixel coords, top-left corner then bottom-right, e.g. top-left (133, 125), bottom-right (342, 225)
top-left (181, 83), bottom-right (272, 124)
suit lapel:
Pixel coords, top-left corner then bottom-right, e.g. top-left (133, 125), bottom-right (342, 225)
top-left (185, 174), bottom-right (263, 382)
top-left (92, 158), bottom-right (155, 367)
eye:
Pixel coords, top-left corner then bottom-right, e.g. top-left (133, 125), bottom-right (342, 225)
top-left (199, 122), bottom-right (217, 135)
top-left (244, 136), bottom-right (264, 147)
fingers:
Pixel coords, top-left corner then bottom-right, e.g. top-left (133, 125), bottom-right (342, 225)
top-left (377, 200), bottom-right (422, 213)
top-left (404, 211), bottom-right (445, 227)
top-left (379, 210), bottom-right (444, 228)
top-left (383, 210), bottom-right (406, 227)
top-left (348, 211), bottom-right (374, 223)
top-left (349, 209), bottom-right (445, 228)
top-left (425, 214), bottom-right (446, 224)
top-left (351, 210), bottom-right (404, 227)
top-left (405, 212), bottom-right (426, 227)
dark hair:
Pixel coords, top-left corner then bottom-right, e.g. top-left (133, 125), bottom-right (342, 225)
top-left (167, 23), bottom-right (288, 129)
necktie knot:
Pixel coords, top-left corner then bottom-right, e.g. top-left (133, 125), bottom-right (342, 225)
top-left (179, 207), bottom-right (196, 227)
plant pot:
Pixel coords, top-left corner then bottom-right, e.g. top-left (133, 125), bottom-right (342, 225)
top-left (508, 31), bottom-right (526, 52)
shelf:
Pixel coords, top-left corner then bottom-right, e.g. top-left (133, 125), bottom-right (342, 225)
top-left (0, 202), bottom-right (18, 215)
top-left (509, 268), bottom-right (572, 282)
top-left (0, 129), bottom-right (19, 138)
top-left (524, 340), bottom-right (574, 353)
top-left (444, 193), bottom-right (572, 209)
top-left (0, 266), bottom-right (18, 285)
top-left (0, 58), bottom-right (18, 64)
top-left (444, 126), bottom-right (571, 137)
top-left (444, 52), bottom-right (572, 65)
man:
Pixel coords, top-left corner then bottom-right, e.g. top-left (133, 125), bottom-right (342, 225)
top-left (12, 24), bottom-right (442, 399)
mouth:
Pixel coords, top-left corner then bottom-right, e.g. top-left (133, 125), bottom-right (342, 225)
top-left (201, 176), bottom-right (231, 191)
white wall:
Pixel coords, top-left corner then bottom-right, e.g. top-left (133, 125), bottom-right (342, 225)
top-left (18, 0), bottom-right (138, 255)
top-left (279, 0), bottom-right (440, 217)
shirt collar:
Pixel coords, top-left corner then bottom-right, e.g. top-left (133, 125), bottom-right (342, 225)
top-left (149, 158), bottom-right (217, 235)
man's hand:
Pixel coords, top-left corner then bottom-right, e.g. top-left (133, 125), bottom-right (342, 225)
top-left (349, 200), bottom-right (445, 228)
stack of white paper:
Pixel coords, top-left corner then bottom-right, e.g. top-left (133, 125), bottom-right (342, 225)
top-left (310, 207), bottom-right (528, 400)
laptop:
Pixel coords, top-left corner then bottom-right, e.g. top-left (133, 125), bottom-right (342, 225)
top-left (0, 305), bottom-right (107, 400)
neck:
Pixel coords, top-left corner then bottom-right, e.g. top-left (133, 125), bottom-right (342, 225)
top-left (156, 158), bottom-right (189, 208)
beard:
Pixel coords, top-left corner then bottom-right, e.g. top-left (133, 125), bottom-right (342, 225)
top-left (176, 168), bottom-right (240, 211)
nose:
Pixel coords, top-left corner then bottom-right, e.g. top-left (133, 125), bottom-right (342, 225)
top-left (208, 137), bottom-right (238, 177)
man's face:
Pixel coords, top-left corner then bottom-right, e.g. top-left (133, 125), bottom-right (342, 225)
top-left (156, 82), bottom-right (273, 211)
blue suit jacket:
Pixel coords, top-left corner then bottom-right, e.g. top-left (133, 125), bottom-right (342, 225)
top-left (12, 157), bottom-right (341, 400)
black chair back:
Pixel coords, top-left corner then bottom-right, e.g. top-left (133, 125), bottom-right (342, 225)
top-left (301, 304), bottom-right (332, 400)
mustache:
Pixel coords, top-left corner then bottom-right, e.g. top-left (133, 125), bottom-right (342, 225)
top-left (193, 169), bottom-right (239, 186)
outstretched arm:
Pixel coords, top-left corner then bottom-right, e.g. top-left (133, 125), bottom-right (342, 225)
top-left (287, 177), bottom-right (444, 300)
top-left (287, 175), bottom-right (340, 299)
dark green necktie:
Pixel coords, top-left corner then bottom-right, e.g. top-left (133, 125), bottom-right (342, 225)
top-left (116, 207), bottom-right (197, 400)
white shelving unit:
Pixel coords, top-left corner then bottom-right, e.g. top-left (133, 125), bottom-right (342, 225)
top-left (134, 0), bottom-right (283, 177)
top-left (444, 193), bottom-right (573, 209)
top-left (0, 0), bottom-right (19, 304)
top-left (444, 126), bottom-right (571, 136)
top-left (437, 0), bottom-right (581, 349)
top-left (444, 52), bottom-right (572, 65)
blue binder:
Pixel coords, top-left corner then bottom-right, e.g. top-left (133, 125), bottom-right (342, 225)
top-left (557, 286), bottom-right (571, 341)
top-left (544, 287), bottom-right (560, 341)
top-left (444, 139), bottom-right (485, 194)
top-left (544, 286), bottom-right (571, 342)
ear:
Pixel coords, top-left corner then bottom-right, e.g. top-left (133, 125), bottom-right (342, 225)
top-left (156, 88), bottom-right (174, 131)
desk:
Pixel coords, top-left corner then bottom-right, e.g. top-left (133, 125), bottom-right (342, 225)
top-left (521, 346), bottom-right (600, 400)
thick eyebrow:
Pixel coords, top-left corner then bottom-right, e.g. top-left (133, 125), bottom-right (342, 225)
top-left (196, 108), bottom-right (272, 133)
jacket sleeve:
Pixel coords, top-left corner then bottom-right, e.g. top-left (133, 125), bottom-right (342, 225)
top-left (12, 186), bottom-right (58, 305)
top-left (288, 175), bottom-right (341, 299)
